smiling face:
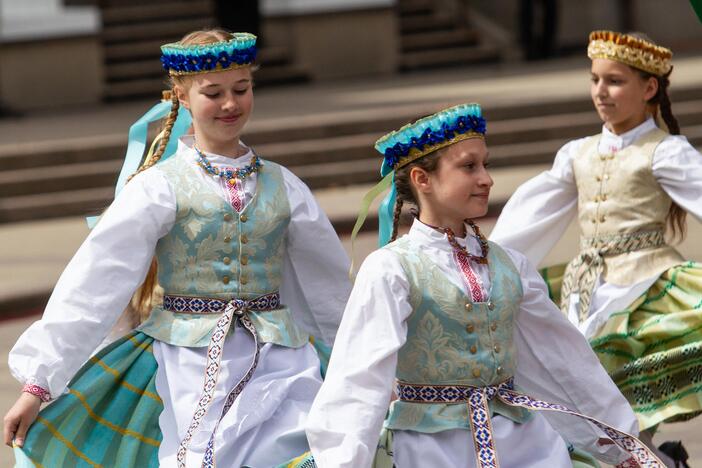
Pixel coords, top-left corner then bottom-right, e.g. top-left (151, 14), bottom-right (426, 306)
top-left (590, 58), bottom-right (658, 135)
top-left (411, 138), bottom-right (493, 233)
top-left (176, 66), bottom-right (254, 156)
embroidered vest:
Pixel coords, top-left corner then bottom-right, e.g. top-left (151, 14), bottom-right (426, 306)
top-left (384, 238), bottom-right (531, 433)
top-left (573, 128), bottom-right (684, 285)
top-left (138, 153), bottom-right (309, 348)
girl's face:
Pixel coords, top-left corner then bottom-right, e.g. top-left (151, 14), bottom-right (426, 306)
top-left (590, 58), bottom-right (658, 135)
top-left (415, 138), bottom-right (493, 225)
top-left (177, 67), bottom-right (254, 155)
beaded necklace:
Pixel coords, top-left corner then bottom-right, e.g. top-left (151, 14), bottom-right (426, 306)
top-left (193, 144), bottom-right (262, 185)
top-left (436, 220), bottom-right (490, 264)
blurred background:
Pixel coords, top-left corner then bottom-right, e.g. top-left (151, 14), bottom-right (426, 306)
top-left (1, 0), bottom-right (702, 465)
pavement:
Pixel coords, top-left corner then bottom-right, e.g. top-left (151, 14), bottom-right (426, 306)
top-left (2, 56), bottom-right (702, 465)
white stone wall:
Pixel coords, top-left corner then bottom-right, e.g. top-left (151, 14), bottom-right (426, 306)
top-left (0, 0), bottom-right (99, 41)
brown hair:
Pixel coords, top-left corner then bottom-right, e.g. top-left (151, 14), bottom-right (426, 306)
top-left (389, 150), bottom-right (443, 242)
top-left (128, 29), bottom-right (245, 323)
top-left (625, 33), bottom-right (686, 241)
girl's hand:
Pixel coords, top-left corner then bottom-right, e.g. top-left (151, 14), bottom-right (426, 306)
top-left (3, 393), bottom-right (41, 447)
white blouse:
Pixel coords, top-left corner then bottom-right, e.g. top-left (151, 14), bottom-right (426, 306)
top-left (490, 118), bottom-right (702, 336)
top-left (8, 137), bottom-right (352, 398)
top-left (306, 219), bottom-right (639, 468)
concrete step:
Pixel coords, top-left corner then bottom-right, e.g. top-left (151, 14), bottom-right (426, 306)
top-left (1, 126), bottom-right (701, 223)
top-left (402, 29), bottom-right (480, 52)
top-left (3, 97), bottom-right (702, 173)
top-left (400, 44), bottom-right (500, 70)
top-left (0, 187), bottom-right (114, 223)
top-left (397, 0), bottom-right (434, 16)
top-left (101, 1), bottom-right (213, 26)
top-left (0, 160), bottom-right (122, 198)
top-left (104, 39), bottom-right (166, 62)
top-left (102, 17), bottom-right (217, 45)
top-left (400, 14), bottom-right (457, 34)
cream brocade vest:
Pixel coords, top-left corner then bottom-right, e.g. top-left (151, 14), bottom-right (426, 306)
top-left (383, 238), bottom-right (531, 434)
top-left (138, 153), bottom-right (309, 348)
top-left (573, 128), bottom-right (684, 286)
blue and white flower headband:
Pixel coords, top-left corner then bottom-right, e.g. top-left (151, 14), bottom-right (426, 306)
top-left (350, 103), bottom-right (487, 252)
top-left (160, 32), bottom-right (257, 75)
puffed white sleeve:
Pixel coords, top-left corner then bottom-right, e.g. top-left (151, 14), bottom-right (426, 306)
top-left (507, 247), bottom-right (639, 465)
top-left (279, 166), bottom-right (352, 346)
top-left (306, 249), bottom-right (412, 468)
top-left (8, 168), bottom-right (176, 398)
top-left (653, 134), bottom-right (702, 222)
top-left (489, 138), bottom-right (583, 266)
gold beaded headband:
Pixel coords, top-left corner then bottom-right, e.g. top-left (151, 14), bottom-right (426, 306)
top-left (587, 30), bottom-right (672, 76)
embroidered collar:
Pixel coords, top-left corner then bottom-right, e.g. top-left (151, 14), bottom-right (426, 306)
top-left (600, 117), bottom-right (657, 153)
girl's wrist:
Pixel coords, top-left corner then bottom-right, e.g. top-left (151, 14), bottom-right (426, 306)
top-left (22, 383), bottom-right (51, 403)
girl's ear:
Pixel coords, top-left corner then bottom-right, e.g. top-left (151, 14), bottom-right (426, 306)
top-left (175, 86), bottom-right (190, 110)
top-left (644, 76), bottom-right (659, 102)
top-left (409, 166), bottom-right (432, 194)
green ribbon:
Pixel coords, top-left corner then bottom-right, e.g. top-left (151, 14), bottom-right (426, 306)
top-left (348, 172), bottom-right (394, 277)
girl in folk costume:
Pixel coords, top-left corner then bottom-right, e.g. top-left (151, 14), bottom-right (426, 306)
top-left (3, 30), bottom-right (351, 468)
top-left (490, 30), bottom-right (702, 464)
top-left (305, 103), bottom-right (664, 468)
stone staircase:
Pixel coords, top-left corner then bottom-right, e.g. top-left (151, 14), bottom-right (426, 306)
top-left (100, 0), bottom-right (308, 101)
top-left (2, 86), bottom-right (702, 227)
top-left (397, 0), bottom-right (500, 70)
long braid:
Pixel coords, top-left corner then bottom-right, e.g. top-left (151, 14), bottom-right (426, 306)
top-left (657, 71), bottom-right (680, 135)
top-left (390, 198), bottom-right (404, 242)
top-left (126, 91), bottom-right (180, 324)
top-left (128, 90), bottom-right (180, 182)
top-left (655, 69), bottom-right (686, 241)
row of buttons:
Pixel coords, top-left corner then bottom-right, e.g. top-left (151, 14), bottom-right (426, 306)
top-left (465, 322), bottom-right (498, 333)
top-left (471, 366), bottom-right (503, 378)
top-left (464, 301), bottom-right (495, 311)
top-left (222, 212), bottom-right (250, 284)
top-left (466, 299), bottom-right (502, 378)
top-left (222, 213), bottom-right (249, 223)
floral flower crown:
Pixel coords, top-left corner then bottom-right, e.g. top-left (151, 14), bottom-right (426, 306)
top-left (160, 32), bottom-right (257, 76)
top-left (375, 103), bottom-right (486, 175)
top-left (587, 30), bottom-right (672, 76)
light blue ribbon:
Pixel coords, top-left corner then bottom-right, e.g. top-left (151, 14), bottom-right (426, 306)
top-left (378, 160), bottom-right (396, 247)
top-left (377, 174), bottom-right (397, 247)
top-left (86, 101), bottom-right (192, 228)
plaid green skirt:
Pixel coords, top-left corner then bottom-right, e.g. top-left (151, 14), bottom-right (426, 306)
top-left (541, 261), bottom-right (702, 430)
top-left (14, 332), bottom-right (163, 467)
top-left (15, 331), bottom-right (321, 467)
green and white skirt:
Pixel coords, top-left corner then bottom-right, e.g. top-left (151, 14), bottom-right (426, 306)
top-left (14, 331), bottom-right (319, 468)
top-left (541, 261), bottom-right (702, 430)
top-left (15, 332), bottom-right (163, 467)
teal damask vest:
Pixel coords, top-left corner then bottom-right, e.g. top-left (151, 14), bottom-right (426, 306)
top-left (138, 153), bottom-right (309, 348)
top-left (384, 238), bottom-right (531, 433)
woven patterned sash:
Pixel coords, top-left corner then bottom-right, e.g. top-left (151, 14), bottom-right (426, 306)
top-left (560, 230), bottom-right (666, 322)
top-left (396, 379), bottom-right (663, 467)
top-left (163, 292), bottom-right (280, 468)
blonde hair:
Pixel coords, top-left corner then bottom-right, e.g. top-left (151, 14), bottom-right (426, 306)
top-left (129, 29), bottom-right (251, 323)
